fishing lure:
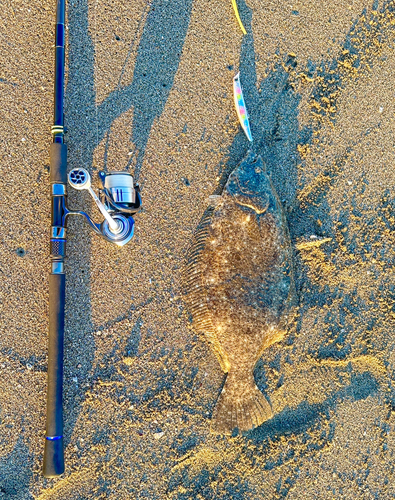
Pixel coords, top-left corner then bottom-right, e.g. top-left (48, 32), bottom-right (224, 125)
top-left (233, 72), bottom-right (253, 142)
top-left (231, 0), bottom-right (247, 34)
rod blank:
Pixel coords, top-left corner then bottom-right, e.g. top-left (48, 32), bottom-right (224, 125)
top-left (43, 274), bottom-right (65, 477)
top-left (43, 0), bottom-right (67, 477)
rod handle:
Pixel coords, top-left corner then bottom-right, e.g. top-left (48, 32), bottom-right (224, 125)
top-left (50, 143), bottom-right (67, 184)
top-left (43, 273), bottom-right (66, 477)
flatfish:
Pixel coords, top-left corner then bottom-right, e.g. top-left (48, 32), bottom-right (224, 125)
top-left (182, 153), bottom-right (295, 434)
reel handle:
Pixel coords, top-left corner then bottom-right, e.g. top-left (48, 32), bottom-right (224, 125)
top-left (68, 168), bottom-right (120, 232)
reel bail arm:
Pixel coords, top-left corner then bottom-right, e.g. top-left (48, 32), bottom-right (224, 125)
top-left (67, 169), bottom-right (141, 246)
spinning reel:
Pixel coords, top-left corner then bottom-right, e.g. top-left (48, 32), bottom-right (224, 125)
top-left (67, 169), bottom-right (141, 246)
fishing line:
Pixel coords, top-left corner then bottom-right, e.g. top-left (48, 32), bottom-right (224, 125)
top-left (93, 0), bottom-right (152, 178)
top-left (116, 0), bottom-right (152, 91)
top-left (230, 1), bottom-right (253, 143)
top-left (94, 0), bottom-right (99, 156)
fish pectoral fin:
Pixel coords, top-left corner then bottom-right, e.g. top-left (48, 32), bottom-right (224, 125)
top-left (210, 370), bottom-right (273, 434)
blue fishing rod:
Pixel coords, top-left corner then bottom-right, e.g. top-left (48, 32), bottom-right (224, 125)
top-left (43, 0), bottom-right (141, 477)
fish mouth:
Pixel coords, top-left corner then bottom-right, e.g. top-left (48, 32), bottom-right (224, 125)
top-left (225, 155), bottom-right (270, 214)
top-left (233, 190), bottom-right (269, 214)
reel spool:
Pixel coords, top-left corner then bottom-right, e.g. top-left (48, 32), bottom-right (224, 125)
top-left (68, 169), bottom-right (141, 246)
top-left (98, 171), bottom-right (141, 215)
top-left (103, 172), bottom-right (135, 206)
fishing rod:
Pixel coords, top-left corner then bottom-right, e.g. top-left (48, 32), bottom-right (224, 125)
top-left (43, 0), bottom-right (141, 477)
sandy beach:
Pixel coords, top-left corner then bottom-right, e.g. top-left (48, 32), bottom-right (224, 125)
top-left (1, 0), bottom-right (395, 498)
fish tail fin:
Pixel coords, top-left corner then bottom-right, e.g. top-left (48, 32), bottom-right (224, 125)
top-left (210, 370), bottom-right (273, 434)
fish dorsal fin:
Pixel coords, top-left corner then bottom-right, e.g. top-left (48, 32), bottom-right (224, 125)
top-left (182, 203), bottom-right (230, 373)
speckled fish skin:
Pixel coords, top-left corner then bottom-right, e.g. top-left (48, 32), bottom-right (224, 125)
top-left (183, 152), bottom-right (295, 434)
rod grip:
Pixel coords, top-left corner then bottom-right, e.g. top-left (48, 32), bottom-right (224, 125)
top-left (43, 273), bottom-right (66, 477)
top-left (50, 143), bottom-right (67, 184)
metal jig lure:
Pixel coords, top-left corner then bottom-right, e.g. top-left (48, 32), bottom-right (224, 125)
top-left (233, 72), bottom-right (253, 142)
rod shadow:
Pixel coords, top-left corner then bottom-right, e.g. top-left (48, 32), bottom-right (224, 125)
top-left (61, 0), bottom-right (193, 449)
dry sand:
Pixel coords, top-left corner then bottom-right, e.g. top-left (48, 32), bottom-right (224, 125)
top-left (1, 0), bottom-right (395, 498)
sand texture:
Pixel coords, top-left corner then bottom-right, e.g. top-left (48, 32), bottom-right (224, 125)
top-left (1, 0), bottom-right (395, 498)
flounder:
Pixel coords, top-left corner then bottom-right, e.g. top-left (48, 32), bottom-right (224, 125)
top-left (182, 153), bottom-right (295, 434)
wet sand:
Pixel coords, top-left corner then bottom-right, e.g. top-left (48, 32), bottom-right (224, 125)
top-left (1, 0), bottom-right (395, 498)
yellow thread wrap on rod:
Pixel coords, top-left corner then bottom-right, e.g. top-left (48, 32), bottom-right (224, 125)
top-left (231, 0), bottom-right (247, 35)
